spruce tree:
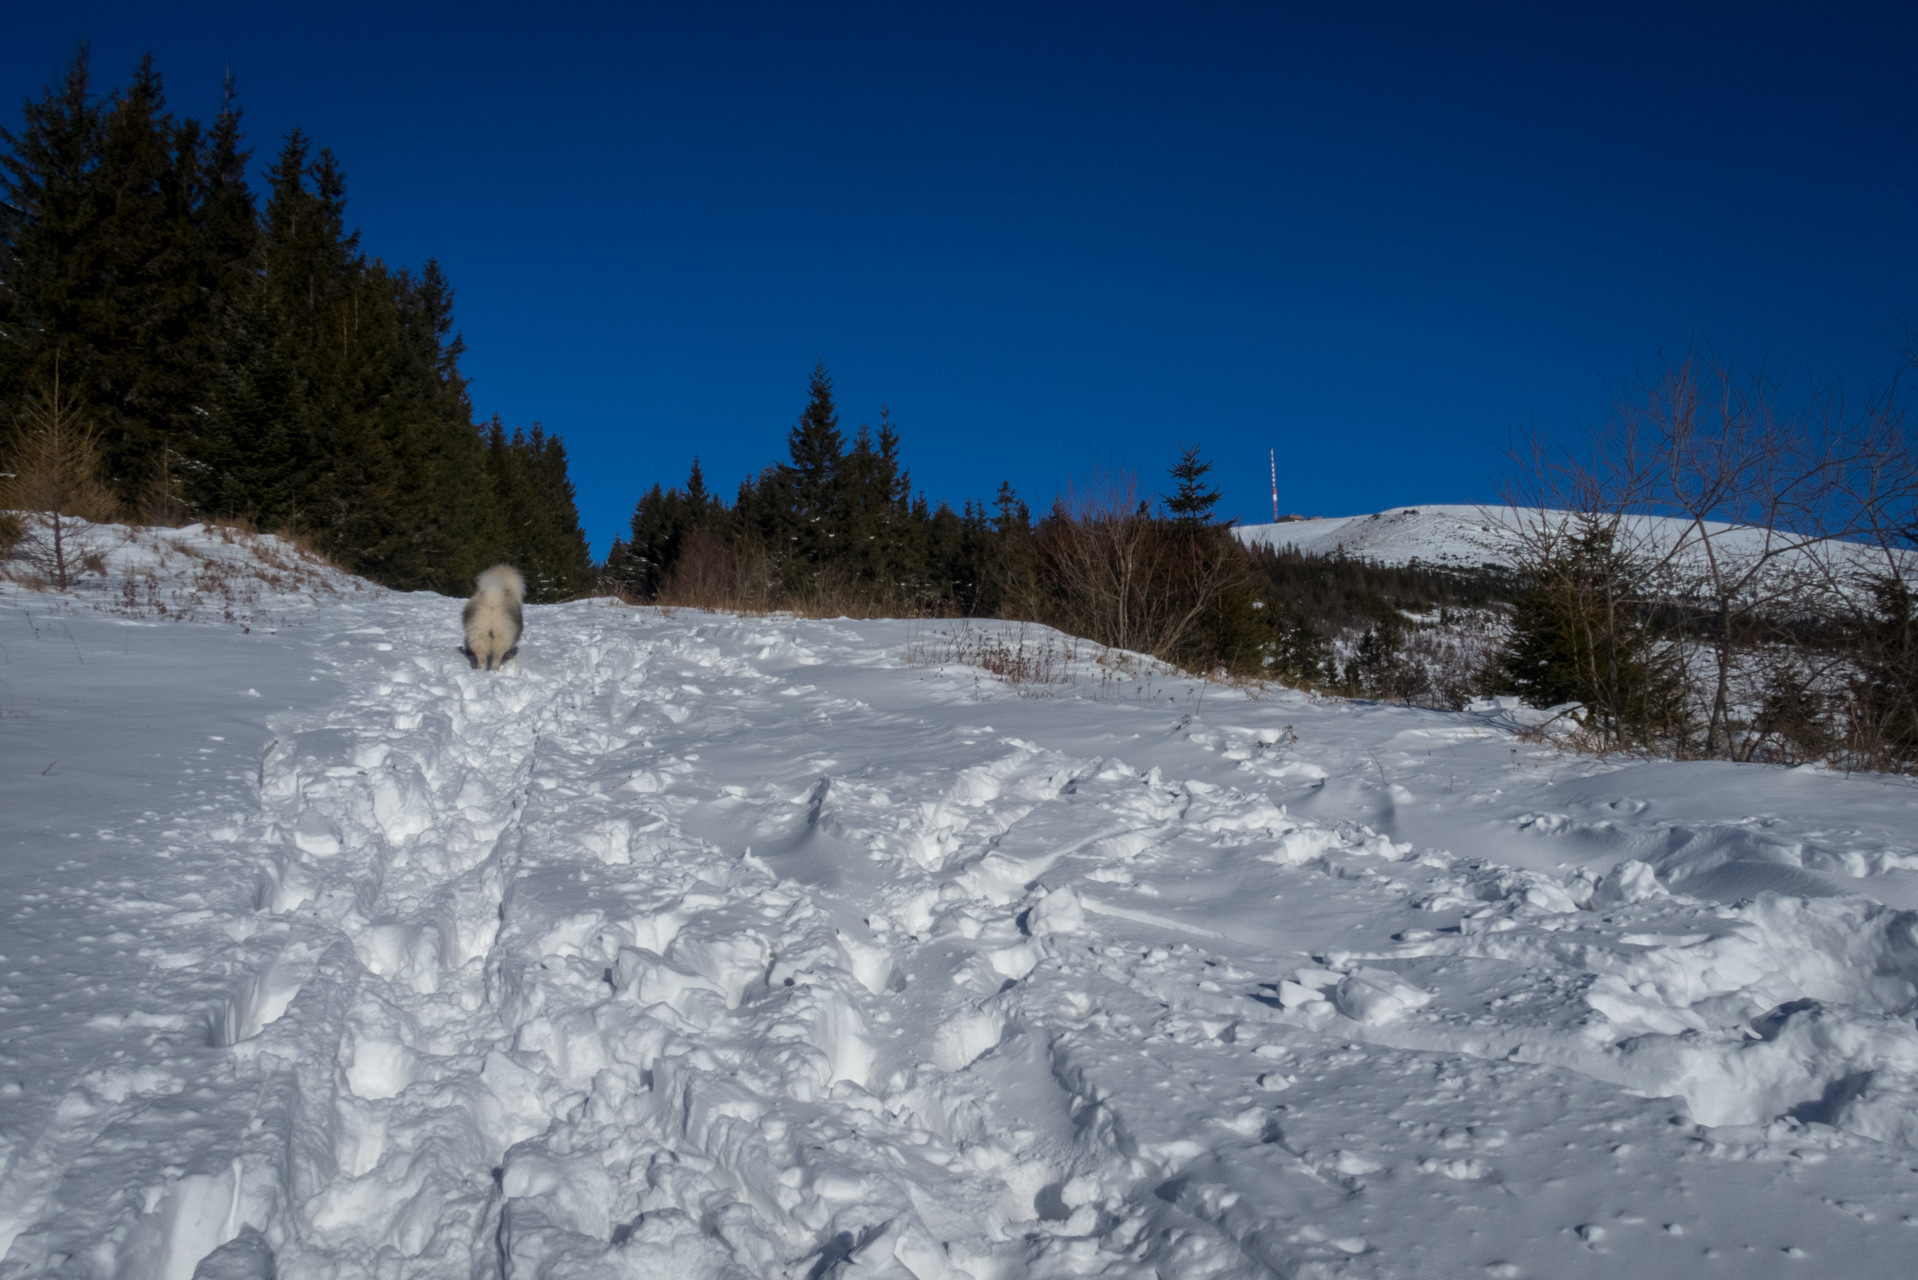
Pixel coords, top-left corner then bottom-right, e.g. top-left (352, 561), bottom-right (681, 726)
top-left (166, 74), bottom-right (261, 517)
top-left (978, 480), bottom-right (1038, 617)
top-left (195, 75), bottom-right (261, 304)
top-left (486, 421), bottom-right (593, 602)
top-left (0, 51), bottom-right (238, 503)
top-left (840, 415), bottom-right (898, 589)
top-left (260, 133), bottom-right (356, 331)
top-left (781, 362), bottom-right (845, 577)
top-left (1501, 522), bottom-right (1685, 748)
top-left (733, 463), bottom-right (786, 555)
top-left (1164, 442), bottom-right (1222, 525)
top-left (83, 55), bottom-right (176, 490)
top-left (189, 281), bottom-right (307, 521)
top-left (0, 47), bottom-right (102, 416)
top-left (684, 455), bottom-right (713, 512)
top-left (871, 408), bottom-right (926, 593)
top-left (254, 142), bottom-right (497, 592)
top-left (620, 482), bottom-right (673, 598)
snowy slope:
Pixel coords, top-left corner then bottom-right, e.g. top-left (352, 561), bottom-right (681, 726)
top-left (1237, 506), bottom-right (1519, 568)
top-left (2, 518), bottom-right (376, 625)
top-left (5, 537), bottom-right (1918, 1277)
top-left (1237, 504), bottom-right (1910, 582)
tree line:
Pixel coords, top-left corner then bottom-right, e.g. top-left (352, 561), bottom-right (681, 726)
top-left (605, 361), bottom-right (1460, 685)
top-left (611, 357), bottom-right (1918, 775)
top-left (0, 49), bottom-right (594, 599)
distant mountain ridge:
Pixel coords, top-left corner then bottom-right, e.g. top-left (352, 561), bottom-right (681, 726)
top-left (1236, 504), bottom-right (1911, 582)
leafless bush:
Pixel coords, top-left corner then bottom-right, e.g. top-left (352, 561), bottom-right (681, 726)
top-left (133, 448), bottom-right (188, 527)
top-left (653, 529), bottom-right (777, 612)
top-left (1500, 350), bottom-right (1918, 767)
top-left (905, 621), bottom-right (1080, 696)
top-left (1, 374), bottom-right (120, 590)
top-left (1034, 468), bottom-right (1248, 663)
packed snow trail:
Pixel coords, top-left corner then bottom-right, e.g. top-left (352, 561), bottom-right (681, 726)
top-left (6, 561), bottom-right (1918, 1276)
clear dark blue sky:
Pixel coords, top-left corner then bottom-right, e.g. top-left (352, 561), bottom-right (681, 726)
top-left (9, 2), bottom-right (1917, 553)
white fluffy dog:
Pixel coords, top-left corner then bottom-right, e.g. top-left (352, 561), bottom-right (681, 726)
top-left (462, 564), bottom-right (525, 670)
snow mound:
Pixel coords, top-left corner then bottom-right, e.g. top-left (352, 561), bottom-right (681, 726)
top-left (2, 518), bottom-right (374, 627)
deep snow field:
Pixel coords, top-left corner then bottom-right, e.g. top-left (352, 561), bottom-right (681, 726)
top-left (5, 526), bottom-right (1918, 1278)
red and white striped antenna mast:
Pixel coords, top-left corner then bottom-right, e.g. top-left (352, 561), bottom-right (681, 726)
top-left (1270, 448), bottom-right (1278, 523)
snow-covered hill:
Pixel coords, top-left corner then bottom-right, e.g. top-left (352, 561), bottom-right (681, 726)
top-left (1237, 505), bottom-right (1520, 568)
top-left (4, 529), bottom-right (1918, 1277)
top-left (1237, 504), bottom-right (1910, 582)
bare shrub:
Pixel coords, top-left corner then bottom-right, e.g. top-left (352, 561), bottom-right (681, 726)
top-left (900, 619), bottom-right (1185, 701)
top-left (2, 375), bottom-right (120, 589)
top-left (1499, 350), bottom-right (1918, 767)
top-left (656, 529), bottom-right (776, 612)
top-left (134, 448), bottom-right (189, 527)
top-left (1034, 468), bottom-right (1248, 663)
top-left (905, 621), bottom-right (1079, 695)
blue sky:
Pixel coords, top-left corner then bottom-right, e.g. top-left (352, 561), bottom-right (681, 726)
top-left (8, 2), bottom-right (1916, 554)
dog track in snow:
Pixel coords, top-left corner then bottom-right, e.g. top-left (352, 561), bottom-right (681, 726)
top-left (9, 605), bottom-right (1918, 1278)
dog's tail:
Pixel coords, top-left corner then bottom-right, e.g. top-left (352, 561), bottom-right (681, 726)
top-left (475, 564), bottom-right (526, 603)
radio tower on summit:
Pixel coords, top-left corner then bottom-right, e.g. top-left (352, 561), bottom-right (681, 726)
top-left (1270, 449), bottom-right (1278, 523)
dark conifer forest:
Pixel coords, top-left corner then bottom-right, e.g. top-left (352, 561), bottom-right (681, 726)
top-left (0, 49), bottom-right (594, 599)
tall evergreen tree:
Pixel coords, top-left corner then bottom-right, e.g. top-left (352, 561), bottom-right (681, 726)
top-left (486, 421), bottom-right (594, 602)
top-left (684, 454), bottom-right (713, 510)
top-left (0, 48), bottom-right (101, 409)
top-left (976, 480), bottom-right (1038, 616)
top-left (1164, 442), bottom-right (1222, 525)
top-left (260, 132), bottom-right (356, 332)
top-left (188, 280), bottom-right (307, 521)
top-left (781, 361), bottom-right (845, 574)
top-left (196, 75), bottom-right (260, 298)
top-left (840, 406), bottom-right (922, 593)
